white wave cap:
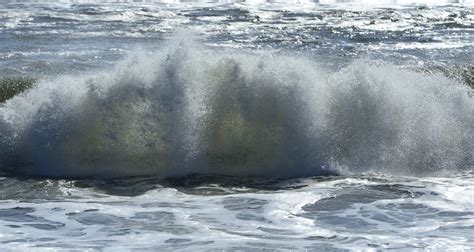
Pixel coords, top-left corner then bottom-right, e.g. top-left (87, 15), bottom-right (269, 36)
top-left (0, 37), bottom-right (472, 178)
top-left (316, 0), bottom-right (473, 4)
top-left (2, 0), bottom-right (473, 5)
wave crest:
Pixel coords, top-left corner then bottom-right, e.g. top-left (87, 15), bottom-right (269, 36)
top-left (0, 42), bottom-right (472, 178)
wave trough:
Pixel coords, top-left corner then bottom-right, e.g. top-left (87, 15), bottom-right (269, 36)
top-left (0, 41), bottom-right (472, 178)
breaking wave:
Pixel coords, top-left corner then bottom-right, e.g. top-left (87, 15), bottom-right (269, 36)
top-left (0, 40), bottom-right (472, 178)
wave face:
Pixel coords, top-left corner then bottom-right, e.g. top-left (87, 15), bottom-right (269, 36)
top-left (0, 41), bottom-right (472, 178)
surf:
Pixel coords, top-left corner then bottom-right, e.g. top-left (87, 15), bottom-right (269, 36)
top-left (0, 40), bottom-right (472, 178)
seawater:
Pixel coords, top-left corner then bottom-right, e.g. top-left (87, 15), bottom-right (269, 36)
top-left (0, 0), bottom-right (473, 250)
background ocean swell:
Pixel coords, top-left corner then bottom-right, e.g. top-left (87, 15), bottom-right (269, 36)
top-left (1, 0), bottom-right (473, 76)
top-left (0, 39), bottom-right (472, 178)
top-left (2, 0), bottom-right (472, 5)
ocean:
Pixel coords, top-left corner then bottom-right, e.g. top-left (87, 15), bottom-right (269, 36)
top-left (0, 0), bottom-right (473, 250)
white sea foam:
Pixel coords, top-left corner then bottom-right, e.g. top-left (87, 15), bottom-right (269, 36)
top-left (0, 1), bottom-right (472, 251)
top-left (0, 173), bottom-right (472, 250)
top-left (3, 0), bottom-right (472, 6)
top-left (0, 38), bottom-right (472, 178)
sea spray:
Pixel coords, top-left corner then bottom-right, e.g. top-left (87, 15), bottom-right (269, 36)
top-left (0, 40), bottom-right (472, 178)
top-left (324, 63), bottom-right (473, 175)
top-left (199, 56), bottom-right (326, 177)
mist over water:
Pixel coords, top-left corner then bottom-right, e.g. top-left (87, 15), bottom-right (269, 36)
top-left (0, 38), bottom-right (471, 178)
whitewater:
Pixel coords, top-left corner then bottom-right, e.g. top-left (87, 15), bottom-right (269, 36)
top-left (0, 0), bottom-right (473, 250)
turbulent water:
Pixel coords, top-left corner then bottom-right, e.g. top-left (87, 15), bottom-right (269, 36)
top-left (0, 0), bottom-right (473, 250)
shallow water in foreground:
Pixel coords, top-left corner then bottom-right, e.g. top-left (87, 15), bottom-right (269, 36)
top-left (0, 172), bottom-right (473, 250)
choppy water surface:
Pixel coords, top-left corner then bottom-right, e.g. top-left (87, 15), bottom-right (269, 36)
top-left (0, 0), bottom-right (473, 250)
top-left (0, 173), bottom-right (473, 250)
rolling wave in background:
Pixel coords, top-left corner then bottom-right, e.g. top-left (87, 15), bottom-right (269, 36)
top-left (3, 0), bottom-right (472, 5)
top-left (0, 38), bottom-right (472, 178)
